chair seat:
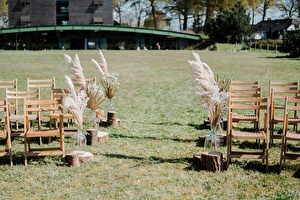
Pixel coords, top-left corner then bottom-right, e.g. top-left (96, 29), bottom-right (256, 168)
top-left (9, 114), bottom-right (37, 122)
top-left (286, 131), bottom-right (300, 140)
top-left (232, 113), bottom-right (258, 121)
top-left (50, 113), bottom-right (74, 119)
top-left (26, 129), bottom-right (60, 138)
top-left (231, 130), bottom-right (266, 140)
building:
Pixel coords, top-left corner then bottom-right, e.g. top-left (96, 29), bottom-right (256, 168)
top-left (0, 0), bottom-right (200, 50)
top-left (8, 0), bottom-right (113, 27)
top-left (251, 18), bottom-right (300, 40)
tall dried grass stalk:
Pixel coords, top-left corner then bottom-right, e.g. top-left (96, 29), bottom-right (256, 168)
top-left (64, 54), bottom-right (86, 90)
top-left (189, 52), bottom-right (229, 127)
top-left (92, 49), bottom-right (107, 76)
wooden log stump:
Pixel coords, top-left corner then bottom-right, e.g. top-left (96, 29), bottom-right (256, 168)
top-left (107, 111), bottom-right (117, 127)
top-left (193, 151), bottom-right (227, 172)
top-left (98, 131), bottom-right (109, 143)
top-left (65, 152), bottom-right (80, 167)
top-left (86, 129), bottom-right (99, 146)
top-left (77, 151), bottom-right (94, 164)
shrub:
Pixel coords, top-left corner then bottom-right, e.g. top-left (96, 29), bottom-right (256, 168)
top-left (280, 30), bottom-right (300, 58)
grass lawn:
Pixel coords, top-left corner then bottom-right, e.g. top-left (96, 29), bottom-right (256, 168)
top-left (0, 44), bottom-right (300, 199)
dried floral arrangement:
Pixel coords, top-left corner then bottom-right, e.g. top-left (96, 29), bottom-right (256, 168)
top-left (64, 53), bottom-right (106, 113)
top-left (189, 52), bottom-right (230, 127)
top-left (63, 50), bottom-right (119, 128)
top-left (91, 50), bottom-right (120, 100)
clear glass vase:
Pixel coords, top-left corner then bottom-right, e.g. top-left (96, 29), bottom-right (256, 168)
top-left (107, 99), bottom-right (116, 112)
top-left (73, 128), bottom-right (86, 155)
top-left (204, 124), bottom-right (222, 153)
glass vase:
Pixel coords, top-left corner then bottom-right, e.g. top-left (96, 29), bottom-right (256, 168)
top-left (107, 99), bottom-right (116, 112)
top-left (204, 123), bottom-right (222, 153)
top-left (73, 128), bottom-right (86, 155)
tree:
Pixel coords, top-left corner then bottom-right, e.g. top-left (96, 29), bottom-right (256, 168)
top-left (207, 2), bottom-right (251, 44)
top-left (261, 0), bottom-right (275, 21)
top-left (164, 0), bottom-right (199, 30)
top-left (130, 0), bottom-right (149, 27)
top-left (0, 0), bottom-right (8, 28)
top-left (281, 30), bottom-right (300, 57)
top-left (114, 0), bottom-right (129, 25)
top-left (275, 0), bottom-right (300, 18)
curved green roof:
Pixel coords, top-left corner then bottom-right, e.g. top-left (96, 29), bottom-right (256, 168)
top-left (0, 25), bottom-right (201, 40)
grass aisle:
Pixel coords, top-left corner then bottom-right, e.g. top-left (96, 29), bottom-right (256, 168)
top-left (0, 45), bottom-right (299, 199)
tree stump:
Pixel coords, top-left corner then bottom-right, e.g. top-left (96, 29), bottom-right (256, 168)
top-left (86, 129), bottom-right (99, 146)
top-left (193, 152), bottom-right (227, 172)
top-left (77, 151), bottom-right (94, 164)
top-left (98, 131), bottom-right (109, 143)
top-left (107, 111), bottom-right (117, 127)
top-left (65, 152), bottom-right (80, 167)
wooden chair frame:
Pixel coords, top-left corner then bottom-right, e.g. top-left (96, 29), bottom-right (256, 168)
top-left (0, 100), bottom-right (13, 166)
top-left (279, 96), bottom-right (300, 173)
top-left (5, 89), bottom-right (39, 136)
top-left (227, 96), bottom-right (270, 172)
top-left (24, 99), bottom-right (65, 165)
top-left (269, 81), bottom-right (299, 144)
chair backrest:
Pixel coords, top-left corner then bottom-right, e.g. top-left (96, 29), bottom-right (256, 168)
top-left (231, 80), bottom-right (259, 87)
top-left (25, 99), bottom-right (63, 130)
top-left (73, 77), bottom-right (96, 92)
top-left (27, 78), bottom-right (55, 100)
top-left (0, 100), bottom-right (7, 124)
top-left (228, 96), bottom-right (270, 130)
top-left (269, 80), bottom-right (299, 100)
top-left (0, 79), bottom-right (18, 113)
top-left (52, 88), bottom-right (70, 100)
top-left (5, 89), bottom-right (39, 117)
top-left (283, 96), bottom-right (300, 133)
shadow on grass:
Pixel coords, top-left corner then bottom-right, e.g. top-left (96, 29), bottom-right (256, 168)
top-left (111, 133), bottom-right (198, 143)
top-left (101, 153), bottom-right (191, 165)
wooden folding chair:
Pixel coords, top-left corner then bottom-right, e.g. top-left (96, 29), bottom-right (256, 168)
top-left (279, 96), bottom-right (300, 173)
top-left (269, 81), bottom-right (299, 144)
top-left (229, 80), bottom-right (262, 130)
top-left (50, 88), bottom-right (77, 135)
top-left (0, 79), bottom-right (17, 121)
top-left (73, 77), bottom-right (96, 92)
top-left (227, 95), bottom-right (270, 172)
top-left (5, 89), bottom-right (39, 136)
top-left (27, 78), bottom-right (55, 100)
top-left (24, 99), bottom-right (65, 166)
top-left (0, 100), bottom-right (13, 166)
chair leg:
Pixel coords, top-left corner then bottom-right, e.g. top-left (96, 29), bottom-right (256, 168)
top-left (24, 138), bottom-right (28, 166)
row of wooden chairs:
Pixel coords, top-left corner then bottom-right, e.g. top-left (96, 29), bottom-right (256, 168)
top-left (227, 80), bottom-right (300, 173)
top-left (0, 77), bottom-right (96, 166)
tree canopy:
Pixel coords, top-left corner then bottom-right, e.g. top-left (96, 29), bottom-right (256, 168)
top-left (206, 2), bottom-right (251, 43)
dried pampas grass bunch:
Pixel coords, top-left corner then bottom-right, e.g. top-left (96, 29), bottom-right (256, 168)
top-left (189, 52), bottom-right (229, 127)
top-left (92, 49), bottom-right (119, 100)
top-left (63, 75), bottom-right (89, 128)
top-left (64, 53), bottom-right (105, 112)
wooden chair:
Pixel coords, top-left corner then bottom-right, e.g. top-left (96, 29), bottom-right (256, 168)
top-left (227, 95), bottom-right (270, 172)
top-left (5, 89), bottom-right (39, 136)
top-left (269, 81), bottom-right (299, 144)
top-left (27, 78), bottom-right (55, 100)
top-left (24, 99), bottom-right (65, 165)
top-left (50, 88), bottom-right (77, 134)
top-left (229, 80), bottom-right (262, 130)
top-left (73, 77), bottom-right (96, 92)
top-left (0, 79), bottom-right (17, 121)
top-left (0, 100), bottom-right (13, 166)
top-left (279, 96), bottom-right (300, 173)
